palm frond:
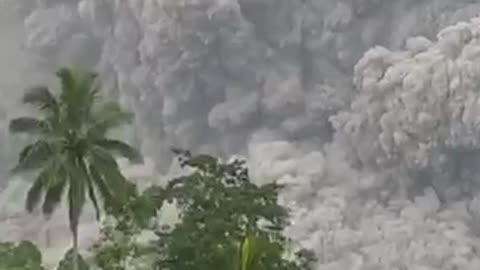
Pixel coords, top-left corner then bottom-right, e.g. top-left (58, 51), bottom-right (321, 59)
top-left (57, 67), bottom-right (86, 129)
top-left (9, 117), bottom-right (50, 135)
top-left (85, 81), bottom-right (101, 118)
top-left (95, 162), bottom-right (128, 201)
top-left (86, 177), bottom-right (101, 221)
top-left (77, 71), bottom-right (99, 102)
top-left (67, 159), bottom-right (86, 232)
top-left (12, 141), bottom-right (57, 174)
top-left (41, 165), bottom-right (67, 216)
top-left (94, 139), bottom-right (143, 163)
top-left (12, 67), bottom-right (141, 235)
top-left (17, 144), bottom-right (33, 163)
top-left (88, 147), bottom-right (128, 202)
top-left (87, 102), bottom-right (133, 138)
top-left (88, 163), bottom-right (116, 211)
top-left (88, 145), bottom-right (119, 168)
top-left (57, 67), bottom-right (105, 131)
top-left (75, 70), bottom-right (101, 122)
top-left (22, 86), bottom-right (59, 113)
top-left (25, 171), bottom-right (49, 212)
top-left (79, 159), bottom-right (101, 220)
top-left (57, 67), bottom-right (76, 104)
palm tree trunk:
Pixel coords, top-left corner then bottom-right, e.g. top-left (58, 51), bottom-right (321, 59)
top-left (72, 226), bottom-right (79, 270)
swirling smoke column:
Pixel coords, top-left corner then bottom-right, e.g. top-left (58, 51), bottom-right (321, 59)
top-left (284, 19), bottom-right (480, 269)
top-left (4, 0), bottom-right (480, 269)
top-left (15, 0), bottom-right (480, 169)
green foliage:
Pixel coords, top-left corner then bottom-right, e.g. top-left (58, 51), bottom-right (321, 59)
top-left (10, 67), bottom-right (142, 218)
top-left (10, 67), bottom-right (142, 270)
top-left (90, 150), bottom-right (315, 270)
top-left (0, 241), bottom-right (45, 270)
top-left (146, 149), bottom-right (315, 270)
top-left (56, 249), bottom-right (89, 270)
top-left (91, 182), bottom-right (157, 270)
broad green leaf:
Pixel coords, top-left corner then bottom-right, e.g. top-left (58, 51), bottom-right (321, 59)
top-left (240, 235), bottom-right (257, 270)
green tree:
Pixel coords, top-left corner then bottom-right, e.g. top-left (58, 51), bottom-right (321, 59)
top-left (145, 149), bottom-right (315, 270)
top-left (0, 241), bottom-right (45, 270)
top-left (91, 182), bottom-right (157, 270)
top-left (9, 67), bottom-right (143, 270)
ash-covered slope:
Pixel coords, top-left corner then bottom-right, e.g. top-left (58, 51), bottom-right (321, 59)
top-left (3, 0), bottom-right (480, 269)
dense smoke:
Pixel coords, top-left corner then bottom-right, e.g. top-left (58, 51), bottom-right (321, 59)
top-left (4, 0), bottom-right (480, 268)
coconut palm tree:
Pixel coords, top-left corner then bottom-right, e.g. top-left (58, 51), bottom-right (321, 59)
top-left (9, 67), bottom-right (143, 270)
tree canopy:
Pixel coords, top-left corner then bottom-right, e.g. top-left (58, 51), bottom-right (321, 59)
top-left (0, 241), bottom-right (45, 270)
top-left (9, 67), bottom-right (143, 270)
top-left (145, 149), bottom-right (314, 270)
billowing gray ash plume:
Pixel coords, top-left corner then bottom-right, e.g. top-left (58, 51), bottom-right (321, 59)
top-left (4, 0), bottom-right (480, 268)
top-left (15, 0), bottom-right (480, 168)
